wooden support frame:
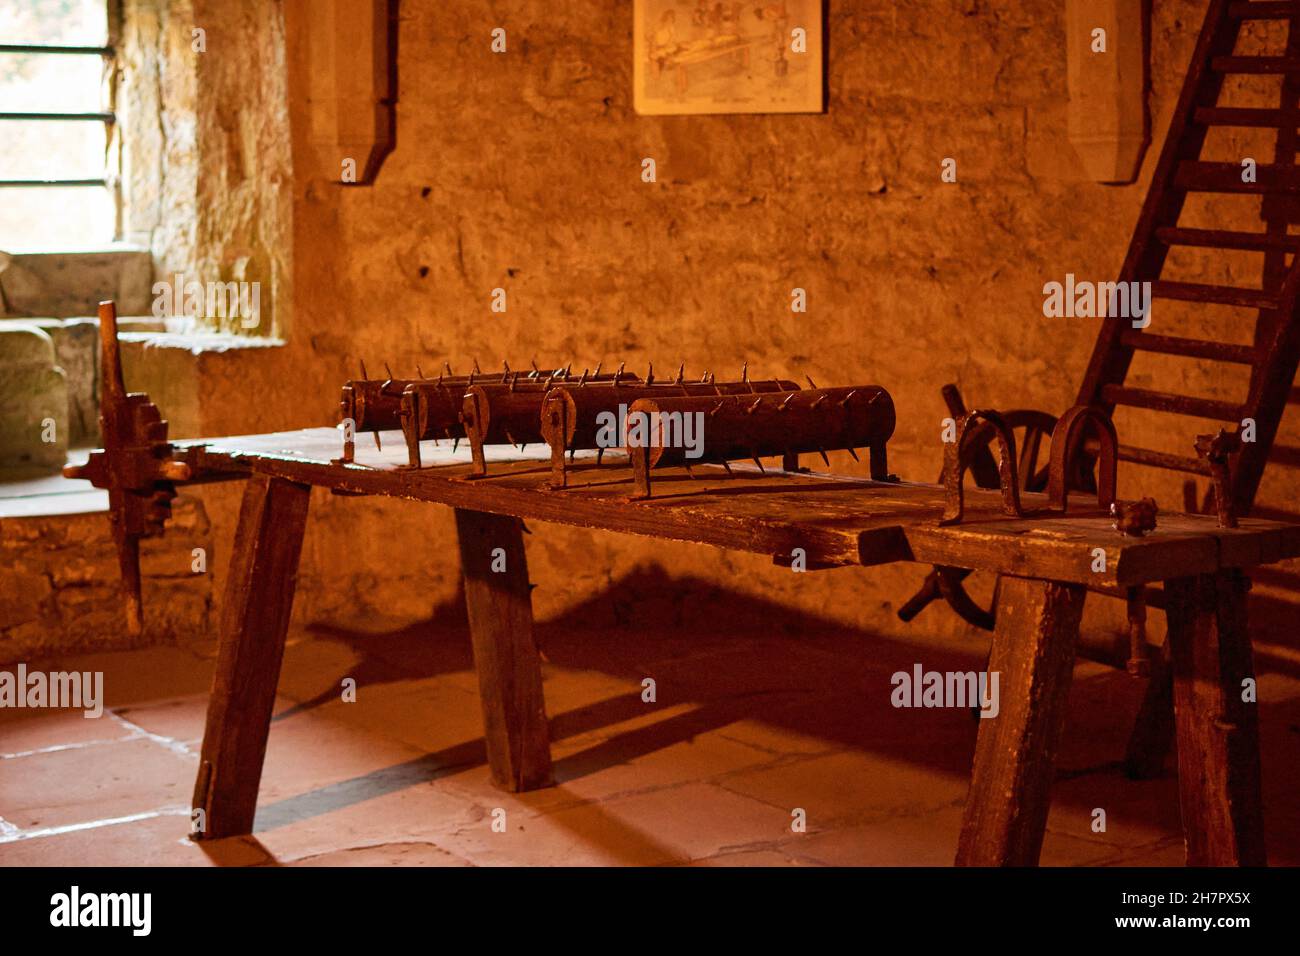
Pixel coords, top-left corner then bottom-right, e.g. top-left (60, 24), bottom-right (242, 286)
top-left (153, 426), bottom-right (1288, 861)
top-left (191, 475), bottom-right (311, 840)
top-left (453, 508), bottom-right (555, 791)
top-left (956, 576), bottom-right (1086, 866)
top-left (1166, 571), bottom-right (1266, 866)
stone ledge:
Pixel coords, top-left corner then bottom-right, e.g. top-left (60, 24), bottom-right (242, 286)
top-left (0, 247), bottom-right (153, 318)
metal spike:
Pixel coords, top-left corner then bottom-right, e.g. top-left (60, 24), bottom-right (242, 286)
top-left (806, 375), bottom-right (817, 389)
top-left (810, 394), bottom-right (827, 409)
top-left (520, 443), bottom-right (527, 454)
top-left (505, 429), bottom-right (517, 446)
top-left (818, 448), bottom-right (831, 466)
top-left (646, 362), bottom-right (654, 386)
top-left (839, 389), bottom-right (858, 406)
top-left (384, 362), bottom-right (394, 380)
top-left (752, 455), bottom-right (766, 473)
top-left (360, 359), bottom-right (369, 380)
top-left (746, 397), bottom-right (763, 414)
top-left (416, 364), bottom-right (426, 379)
top-left (676, 363), bottom-right (685, 384)
top-left (709, 401), bottom-right (726, 417)
top-left (847, 447), bottom-right (860, 462)
top-left (444, 361), bottom-right (454, 377)
top-left (531, 358), bottom-right (540, 373)
top-left (468, 370), bottom-right (476, 385)
top-left (615, 361), bottom-right (626, 385)
top-left (437, 371), bottom-right (444, 386)
top-left (473, 358), bottom-right (482, 374)
top-left (701, 371), bottom-right (711, 383)
top-left (569, 447), bottom-right (577, 462)
top-left (503, 360), bottom-right (511, 374)
top-left (452, 437), bottom-right (460, 453)
top-left (579, 368), bottom-right (589, 386)
top-left (684, 463), bottom-right (696, 479)
top-left (779, 393), bottom-right (796, 411)
top-left (721, 460), bottom-right (732, 475)
top-left (374, 431), bottom-right (382, 452)
top-left (596, 448), bottom-right (605, 465)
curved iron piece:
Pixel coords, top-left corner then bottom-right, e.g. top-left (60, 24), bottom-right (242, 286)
top-left (1046, 404), bottom-right (1118, 513)
top-left (939, 409), bottom-right (1023, 526)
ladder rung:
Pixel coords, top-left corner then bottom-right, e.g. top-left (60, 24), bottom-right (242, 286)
top-left (1175, 160), bottom-right (1300, 194)
top-left (1194, 106), bottom-right (1300, 127)
top-left (1119, 330), bottom-right (1261, 364)
top-left (1156, 226), bottom-right (1300, 251)
top-left (1102, 384), bottom-right (1246, 421)
top-left (1228, 1), bottom-right (1300, 19)
top-left (1151, 279), bottom-right (1280, 310)
top-left (1083, 438), bottom-right (1214, 475)
top-left (1211, 55), bottom-right (1300, 73)
top-left (1115, 444), bottom-right (1214, 476)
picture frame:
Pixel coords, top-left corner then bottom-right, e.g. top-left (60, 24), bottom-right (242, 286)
top-left (633, 1), bottom-right (824, 115)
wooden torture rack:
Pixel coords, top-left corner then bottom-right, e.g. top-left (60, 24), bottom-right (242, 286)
top-left (63, 298), bottom-right (1298, 867)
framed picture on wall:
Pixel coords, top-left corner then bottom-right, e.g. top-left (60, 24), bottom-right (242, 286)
top-left (633, 1), bottom-right (824, 115)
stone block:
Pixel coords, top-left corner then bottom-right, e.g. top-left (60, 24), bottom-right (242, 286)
top-left (0, 323), bottom-right (69, 473)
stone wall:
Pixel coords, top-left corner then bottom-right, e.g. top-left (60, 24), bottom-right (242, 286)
top-left (96, 1), bottom-right (1300, 648)
top-left (0, 495), bottom-right (213, 663)
top-left (121, 0), bottom-right (292, 337)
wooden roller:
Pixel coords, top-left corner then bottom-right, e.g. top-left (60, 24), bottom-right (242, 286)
top-left (457, 371), bottom-right (642, 474)
top-left (541, 379), bottom-right (799, 488)
top-left (339, 366), bottom-right (565, 463)
top-left (623, 385), bottom-right (896, 498)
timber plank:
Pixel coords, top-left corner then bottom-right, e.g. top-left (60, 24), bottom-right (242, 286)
top-left (956, 576), bottom-right (1087, 865)
top-left (172, 428), bottom-right (1300, 585)
top-left (1166, 573), bottom-right (1267, 865)
top-left (455, 509), bottom-right (554, 791)
top-left (192, 474), bottom-right (311, 840)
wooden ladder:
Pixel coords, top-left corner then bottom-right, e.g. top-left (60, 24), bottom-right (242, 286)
top-left (1080, 0), bottom-right (1300, 517)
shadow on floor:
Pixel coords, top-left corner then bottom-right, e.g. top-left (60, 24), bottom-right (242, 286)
top-left (242, 562), bottom-right (1300, 863)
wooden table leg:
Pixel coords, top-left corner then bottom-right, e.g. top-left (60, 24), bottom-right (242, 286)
top-left (956, 575), bottom-right (1086, 866)
top-left (454, 508), bottom-right (554, 791)
top-left (191, 475), bottom-right (311, 840)
top-left (1165, 571), bottom-right (1266, 866)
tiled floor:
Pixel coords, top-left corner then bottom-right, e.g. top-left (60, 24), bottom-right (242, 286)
top-left (2, 598), bottom-right (1298, 867)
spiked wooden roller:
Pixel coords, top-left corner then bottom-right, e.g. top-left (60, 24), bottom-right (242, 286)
top-left (540, 378), bottom-right (800, 488)
top-left (338, 364), bottom-right (563, 463)
top-left (623, 385), bottom-right (897, 498)
top-left (457, 370), bottom-right (642, 474)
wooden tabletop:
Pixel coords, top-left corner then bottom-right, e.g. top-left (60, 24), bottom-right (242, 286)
top-left (174, 427), bottom-right (1300, 587)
